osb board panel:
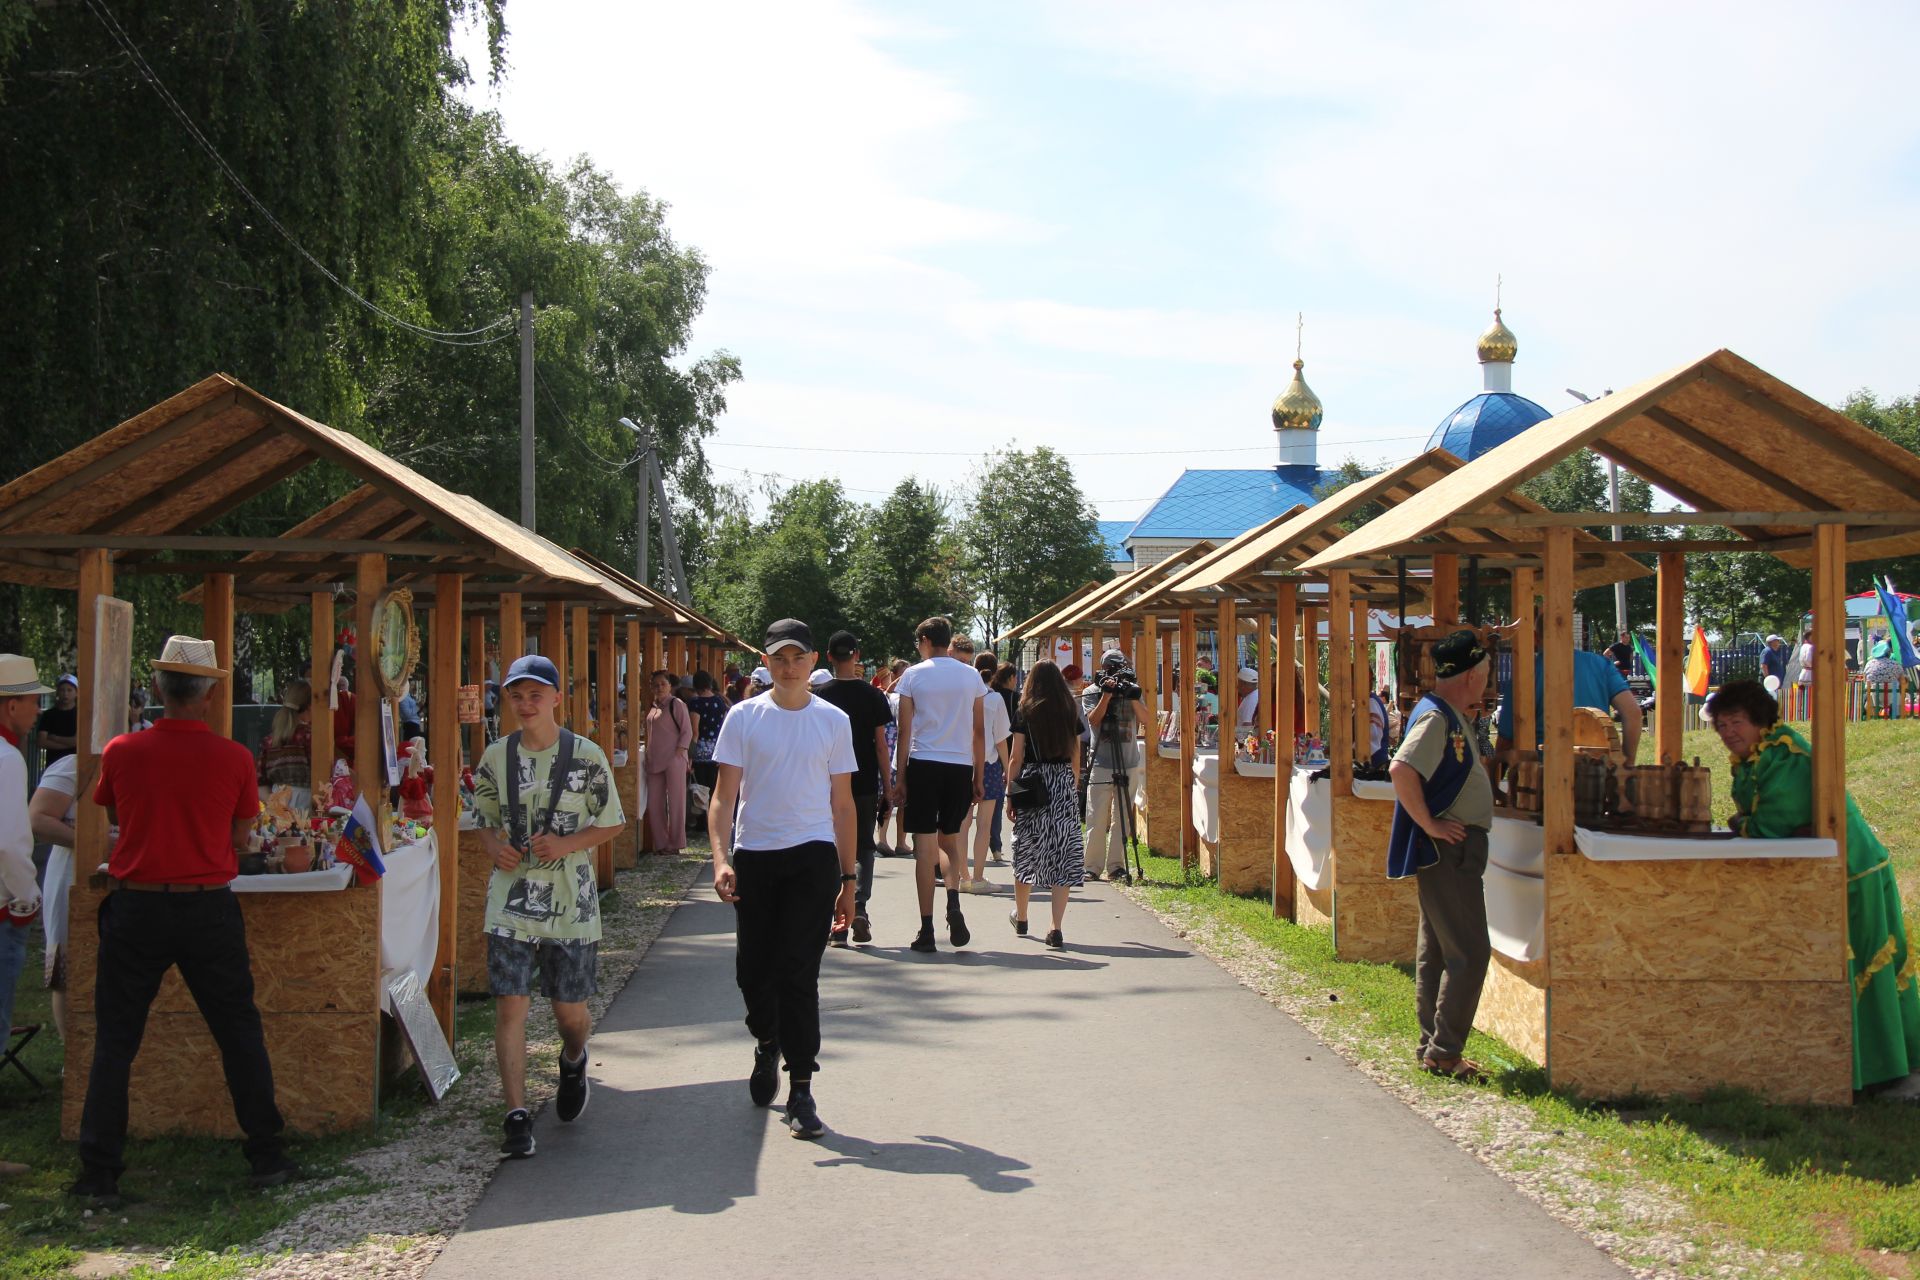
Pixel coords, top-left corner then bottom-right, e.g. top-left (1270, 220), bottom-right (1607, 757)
top-left (612, 766), bottom-right (640, 869)
top-left (1480, 953), bottom-right (1548, 1067)
top-left (1333, 878), bottom-right (1420, 965)
top-left (1328, 795), bottom-right (1396, 886)
top-left (62, 1010), bottom-right (378, 1139)
top-left (1548, 855), bottom-right (1845, 983)
top-left (1143, 749), bottom-right (1181, 857)
top-left (1217, 770), bottom-right (1272, 896)
top-left (1551, 978), bottom-right (1852, 1105)
top-left (66, 882), bottom-right (378, 1017)
top-left (1295, 878), bottom-right (1333, 931)
top-left (458, 829), bottom-right (495, 995)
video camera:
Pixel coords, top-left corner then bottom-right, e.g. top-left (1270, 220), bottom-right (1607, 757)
top-left (1095, 661), bottom-right (1143, 702)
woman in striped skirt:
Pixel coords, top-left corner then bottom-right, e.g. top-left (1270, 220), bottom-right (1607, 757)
top-left (1007, 660), bottom-right (1085, 949)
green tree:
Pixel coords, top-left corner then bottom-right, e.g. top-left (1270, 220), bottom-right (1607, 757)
top-left (962, 447), bottom-right (1109, 645)
top-left (843, 480), bottom-right (957, 659)
top-left (1519, 450), bottom-right (1662, 633)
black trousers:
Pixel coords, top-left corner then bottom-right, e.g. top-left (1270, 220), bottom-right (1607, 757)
top-left (732, 843), bottom-right (840, 1078)
top-left (852, 792), bottom-right (877, 910)
top-left (80, 889), bottom-right (286, 1177)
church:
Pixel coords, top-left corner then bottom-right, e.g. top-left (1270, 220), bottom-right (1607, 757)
top-left (1112, 310), bottom-right (1552, 570)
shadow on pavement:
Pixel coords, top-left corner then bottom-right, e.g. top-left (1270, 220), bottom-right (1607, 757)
top-left (809, 1130), bottom-right (1035, 1193)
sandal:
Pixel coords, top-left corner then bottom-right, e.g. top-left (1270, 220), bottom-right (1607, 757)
top-left (1420, 1055), bottom-right (1488, 1084)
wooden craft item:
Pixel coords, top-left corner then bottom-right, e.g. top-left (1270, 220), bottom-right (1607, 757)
top-left (456, 683), bottom-right (483, 724)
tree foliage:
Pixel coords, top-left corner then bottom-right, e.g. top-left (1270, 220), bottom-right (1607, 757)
top-left (962, 447), bottom-right (1110, 646)
top-left (1519, 450), bottom-right (1662, 631)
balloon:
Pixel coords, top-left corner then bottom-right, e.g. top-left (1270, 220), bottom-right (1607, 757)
top-left (1763, 674), bottom-right (1782, 694)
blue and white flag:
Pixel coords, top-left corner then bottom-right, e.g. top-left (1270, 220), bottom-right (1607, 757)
top-left (1875, 577), bottom-right (1920, 670)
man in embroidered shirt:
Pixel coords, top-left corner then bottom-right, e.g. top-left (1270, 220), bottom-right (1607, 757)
top-left (472, 654), bottom-right (626, 1159)
top-left (1388, 630), bottom-right (1494, 1083)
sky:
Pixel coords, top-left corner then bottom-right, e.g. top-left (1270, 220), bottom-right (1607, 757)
top-left (455, 1), bottom-right (1920, 526)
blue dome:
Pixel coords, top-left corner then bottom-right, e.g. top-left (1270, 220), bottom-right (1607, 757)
top-left (1426, 392), bottom-right (1552, 460)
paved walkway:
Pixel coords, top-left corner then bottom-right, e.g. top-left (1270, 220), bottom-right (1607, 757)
top-left (430, 859), bottom-right (1624, 1279)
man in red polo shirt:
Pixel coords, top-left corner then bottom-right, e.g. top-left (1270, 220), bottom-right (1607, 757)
top-left (69, 636), bottom-right (298, 1208)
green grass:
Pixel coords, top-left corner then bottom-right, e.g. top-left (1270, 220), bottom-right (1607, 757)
top-left (1127, 842), bottom-right (1920, 1280)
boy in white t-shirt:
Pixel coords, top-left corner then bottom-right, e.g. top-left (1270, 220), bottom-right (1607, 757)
top-left (890, 616), bottom-right (985, 954)
top-left (711, 619), bottom-right (858, 1139)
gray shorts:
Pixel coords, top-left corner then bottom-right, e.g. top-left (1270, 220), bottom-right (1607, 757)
top-left (487, 934), bottom-right (599, 1003)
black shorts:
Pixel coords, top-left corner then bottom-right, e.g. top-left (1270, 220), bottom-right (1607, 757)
top-left (904, 758), bottom-right (973, 836)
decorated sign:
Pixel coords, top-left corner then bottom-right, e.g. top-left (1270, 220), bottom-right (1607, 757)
top-left (370, 587), bottom-right (420, 699)
top-left (456, 683), bottom-right (483, 724)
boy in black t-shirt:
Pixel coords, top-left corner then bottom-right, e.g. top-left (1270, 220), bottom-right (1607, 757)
top-left (814, 631), bottom-right (892, 946)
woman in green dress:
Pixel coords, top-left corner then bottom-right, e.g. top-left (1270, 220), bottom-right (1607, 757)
top-left (1705, 680), bottom-right (1920, 1097)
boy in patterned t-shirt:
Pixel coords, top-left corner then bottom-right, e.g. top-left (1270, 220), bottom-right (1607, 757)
top-left (472, 654), bottom-right (626, 1159)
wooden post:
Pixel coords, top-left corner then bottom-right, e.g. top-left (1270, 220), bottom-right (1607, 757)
top-left (202, 572), bottom-right (235, 737)
top-left (643, 627), bottom-right (663, 678)
top-left (1070, 630), bottom-right (1086, 673)
top-left (1218, 599), bottom-right (1239, 732)
top-left (595, 611), bottom-right (618, 889)
top-left (1300, 606), bottom-right (1320, 740)
top-left (354, 554), bottom-right (388, 833)
top-left (1327, 573), bottom-right (1353, 797)
top-left (1158, 621), bottom-right (1173, 718)
top-left (467, 611), bottom-right (487, 766)
top-left (428, 573), bottom-right (463, 1039)
top-left (1352, 597), bottom-right (1370, 765)
top-left (543, 607), bottom-right (567, 726)
top-left (1178, 607), bottom-right (1198, 871)
top-left (667, 633), bottom-right (686, 680)
top-left (1542, 529), bottom-right (1575, 857)
top-left (1656, 551), bottom-right (1686, 764)
top-left (73, 549), bottom-right (114, 883)
top-left (1431, 553), bottom-right (1460, 625)
top-left (1811, 524), bottom-right (1847, 868)
top-left (1273, 582), bottom-right (1297, 920)
top-left (571, 606), bottom-right (591, 734)
top-left (624, 620), bottom-right (641, 749)
top-left (1256, 615), bottom-right (1272, 735)
top-left (498, 592), bottom-right (524, 734)
top-left (310, 592), bottom-right (335, 788)
top-left (1511, 567), bottom-right (1536, 757)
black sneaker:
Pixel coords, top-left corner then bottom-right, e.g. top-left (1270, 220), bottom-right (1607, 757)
top-left (1111, 868), bottom-right (1132, 886)
top-left (851, 913), bottom-right (872, 944)
top-left (910, 930), bottom-right (937, 953)
top-left (556, 1046), bottom-right (590, 1123)
top-left (947, 908), bottom-right (971, 949)
top-left (786, 1092), bottom-right (825, 1140)
top-left (1044, 929), bottom-right (1064, 950)
top-left (828, 927), bottom-right (849, 947)
top-left (500, 1108), bottom-right (535, 1159)
top-left (248, 1154), bottom-right (303, 1190)
top-left (749, 1040), bottom-right (780, 1107)
top-left (1008, 911), bottom-right (1028, 937)
top-left (66, 1170), bottom-right (122, 1209)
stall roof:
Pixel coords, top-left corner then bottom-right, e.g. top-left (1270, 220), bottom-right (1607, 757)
top-left (1125, 511), bottom-right (1301, 611)
top-left (0, 374), bottom-right (612, 593)
top-left (1022, 542), bottom-right (1220, 635)
top-left (995, 581), bottom-right (1105, 645)
top-left (1188, 449), bottom-right (1650, 592)
top-left (1300, 350), bottom-right (1920, 574)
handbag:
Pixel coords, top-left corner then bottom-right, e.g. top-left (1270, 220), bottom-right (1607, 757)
top-left (1007, 761), bottom-right (1050, 814)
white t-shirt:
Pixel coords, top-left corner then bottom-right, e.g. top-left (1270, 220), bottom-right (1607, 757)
top-left (982, 687), bottom-right (1011, 757)
top-left (1235, 688), bottom-right (1259, 727)
top-left (896, 656), bottom-right (985, 766)
top-left (0, 738), bottom-right (40, 912)
top-left (34, 754), bottom-right (77, 947)
top-left (712, 692), bottom-right (856, 850)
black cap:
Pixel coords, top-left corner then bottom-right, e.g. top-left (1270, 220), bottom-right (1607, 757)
top-left (763, 618), bottom-right (815, 654)
top-left (826, 630), bottom-right (860, 659)
top-left (1432, 629), bottom-right (1488, 679)
top-left (1101, 648), bottom-right (1127, 671)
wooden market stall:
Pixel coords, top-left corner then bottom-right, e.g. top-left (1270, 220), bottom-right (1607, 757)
top-left (1173, 449), bottom-right (1643, 958)
top-left (0, 373), bottom-right (630, 1137)
top-left (1299, 349), bottom-right (1920, 1103)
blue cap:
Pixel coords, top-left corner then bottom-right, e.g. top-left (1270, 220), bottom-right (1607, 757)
top-left (503, 654), bottom-right (560, 689)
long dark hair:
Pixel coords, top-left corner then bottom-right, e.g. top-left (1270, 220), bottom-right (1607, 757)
top-left (1017, 660), bottom-right (1077, 760)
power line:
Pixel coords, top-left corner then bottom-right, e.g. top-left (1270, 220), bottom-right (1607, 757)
top-left (705, 430), bottom-right (1444, 460)
top-left (82, 0), bottom-right (518, 347)
top-left (534, 368), bottom-right (643, 472)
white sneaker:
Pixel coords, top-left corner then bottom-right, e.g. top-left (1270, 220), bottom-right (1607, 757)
top-left (968, 878), bottom-right (994, 893)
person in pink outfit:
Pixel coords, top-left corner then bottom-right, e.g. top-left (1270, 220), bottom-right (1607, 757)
top-left (643, 670), bottom-right (693, 852)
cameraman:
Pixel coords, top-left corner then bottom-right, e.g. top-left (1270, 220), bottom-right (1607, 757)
top-left (1082, 649), bottom-right (1144, 882)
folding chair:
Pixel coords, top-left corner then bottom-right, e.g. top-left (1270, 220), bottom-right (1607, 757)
top-left (2, 1023), bottom-right (42, 1089)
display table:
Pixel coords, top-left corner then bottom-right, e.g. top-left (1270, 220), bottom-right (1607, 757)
top-left (1200, 753), bottom-right (1271, 896)
top-left (1280, 768), bottom-right (1411, 960)
top-left (1475, 827), bottom-right (1850, 1104)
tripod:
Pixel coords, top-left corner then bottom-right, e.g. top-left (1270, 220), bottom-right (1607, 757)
top-left (1094, 697), bottom-right (1144, 884)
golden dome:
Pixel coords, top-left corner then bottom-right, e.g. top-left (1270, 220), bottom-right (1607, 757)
top-left (1477, 308), bottom-right (1518, 364)
top-left (1271, 358), bottom-right (1323, 433)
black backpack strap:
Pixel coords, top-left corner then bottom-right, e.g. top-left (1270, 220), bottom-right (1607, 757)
top-left (504, 728), bottom-right (577, 849)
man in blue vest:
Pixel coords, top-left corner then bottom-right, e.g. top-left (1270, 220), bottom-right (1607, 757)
top-left (1387, 630), bottom-right (1494, 1083)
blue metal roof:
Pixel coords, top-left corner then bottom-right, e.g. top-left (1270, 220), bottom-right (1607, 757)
top-left (1097, 520), bottom-right (1135, 562)
top-left (1127, 466), bottom-right (1332, 541)
top-left (1426, 392), bottom-right (1553, 460)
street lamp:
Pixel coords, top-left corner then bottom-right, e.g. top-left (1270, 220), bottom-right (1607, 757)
top-left (619, 416), bottom-right (649, 587)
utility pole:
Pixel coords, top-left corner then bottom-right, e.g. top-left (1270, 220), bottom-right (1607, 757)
top-left (519, 291), bottom-right (536, 531)
top-left (619, 416), bottom-right (650, 588)
top-left (1567, 388), bottom-right (1624, 635)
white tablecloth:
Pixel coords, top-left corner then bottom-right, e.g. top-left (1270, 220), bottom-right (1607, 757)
top-left (1489, 814), bottom-right (1545, 876)
top-left (1573, 827), bottom-right (1837, 862)
top-left (1191, 751), bottom-right (1219, 844)
top-left (1285, 769), bottom-right (1331, 891)
top-left (1352, 778), bottom-right (1397, 803)
top-left (230, 865), bottom-right (353, 893)
top-left (1484, 862), bottom-right (1545, 962)
top-left (379, 832), bottom-right (441, 1010)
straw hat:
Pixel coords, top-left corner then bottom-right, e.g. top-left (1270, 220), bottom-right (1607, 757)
top-left (151, 635), bottom-right (228, 679)
top-left (0, 655), bottom-right (53, 697)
